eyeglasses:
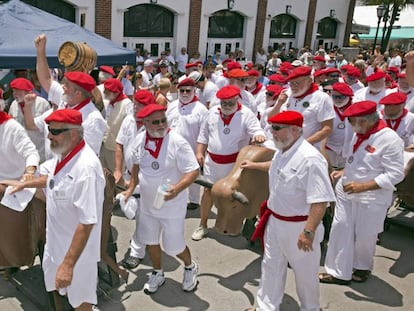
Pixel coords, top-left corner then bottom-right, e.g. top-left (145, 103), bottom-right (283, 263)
top-left (323, 89), bottom-right (332, 93)
top-left (271, 124), bottom-right (289, 131)
top-left (266, 92), bottom-right (274, 97)
top-left (149, 118), bottom-right (167, 125)
top-left (221, 101), bottom-right (237, 107)
top-left (288, 79), bottom-right (306, 87)
top-left (332, 94), bottom-right (347, 100)
top-left (237, 78), bottom-right (247, 83)
top-left (329, 74), bottom-right (340, 78)
top-left (179, 88), bottom-right (193, 93)
top-left (48, 127), bottom-right (71, 136)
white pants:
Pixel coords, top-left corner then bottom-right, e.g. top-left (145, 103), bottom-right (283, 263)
top-left (188, 183), bottom-right (201, 204)
top-left (257, 217), bottom-right (323, 311)
top-left (324, 182), bottom-right (388, 280)
top-left (130, 208), bottom-right (146, 258)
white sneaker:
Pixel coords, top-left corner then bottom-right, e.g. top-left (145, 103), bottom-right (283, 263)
top-left (182, 261), bottom-right (199, 292)
top-left (191, 225), bottom-right (208, 241)
top-left (144, 271), bottom-right (165, 294)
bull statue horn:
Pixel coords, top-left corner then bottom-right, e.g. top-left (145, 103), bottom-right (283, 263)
top-left (232, 191), bottom-right (249, 205)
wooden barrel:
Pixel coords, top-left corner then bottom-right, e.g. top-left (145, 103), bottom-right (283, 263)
top-left (58, 41), bottom-right (97, 73)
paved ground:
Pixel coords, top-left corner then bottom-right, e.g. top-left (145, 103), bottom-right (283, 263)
top-left (1, 205), bottom-right (414, 311)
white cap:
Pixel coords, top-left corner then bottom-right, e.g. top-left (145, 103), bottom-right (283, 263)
top-left (292, 60), bottom-right (303, 67)
top-left (188, 71), bottom-right (203, 83)
top-left (144, 59), bottom-right (154, 67)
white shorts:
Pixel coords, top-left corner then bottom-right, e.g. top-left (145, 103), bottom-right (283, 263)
top-left (138, 213), bottom-right (186, 256)
top-left (43, 255), bottom-right (98, 308)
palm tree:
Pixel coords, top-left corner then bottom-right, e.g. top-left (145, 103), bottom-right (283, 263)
top-left (360, 0), bottom-right (414, 52)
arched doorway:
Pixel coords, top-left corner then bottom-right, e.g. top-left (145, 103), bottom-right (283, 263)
top-left (207, 10), bottom-right (245, 59)
top-left (316, 17), bottom-right (338, 51)
top-left (123, 4), bottom-right (175, 59)
top-left (269, 14), bottom-right (297, 51)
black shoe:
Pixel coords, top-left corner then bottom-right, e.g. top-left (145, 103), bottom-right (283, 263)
top-left (187, 202), bottom-right (200, 210)
top-left (121, 255), bottom-right (141, 269)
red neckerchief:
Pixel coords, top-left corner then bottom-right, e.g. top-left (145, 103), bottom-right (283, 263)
top-left (144, 129), bottom-right (170, 159)
top-left (294, 83), bottom-right (319, 100)
top-left (218, 102), bottom-right (242, 126)
top-left (72, 98), bottom-right (90, 111)
top-left (0, 111), bottom-right (12, 125)
top-left (18, 102), bottom-right (25, 115)
top-left (334, 100), bottom-right (352, 121)
top-left (54, 139), bottom-right (86, 176)
top-left (180, 96), bottom-right (199, 108)
top-left (353, 120), bottom-right (387, 153)
top-left (110, 93), bottom-right (128, 106)
top-left (246, 82), bottom-right (263, 96)
top-left (383, 108), bottom-right (408, 131)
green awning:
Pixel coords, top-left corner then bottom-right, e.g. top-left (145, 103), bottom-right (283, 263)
top-left (359, 27), bottom-right (414, 40)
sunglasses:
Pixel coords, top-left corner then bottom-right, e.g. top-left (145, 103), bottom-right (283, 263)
top-left (332, 94), bottom-right (347, 100)
top-left (237, 78), bottom-right (247, 83)
top-left (149, 118), bottom-right (167, 125)
top-left (221, 101), bottom-right (237, 107)
top-left (323, 89), bottom-right (332, 93)
top-left (329, 74), bottom-right (340, 78)
top-left (179, 89), bottom-right (193, 93)
top-left (266, 92), bottom-right (275, 97)
top-left (271, 124), bottom-right (289, 131)
top-left (48, 127), bottom-right (71, 136)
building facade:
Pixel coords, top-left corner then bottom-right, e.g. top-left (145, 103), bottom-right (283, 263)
top-left (23, 0), bottom-right (356, 61)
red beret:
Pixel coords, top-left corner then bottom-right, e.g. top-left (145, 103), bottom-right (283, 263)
top-left (228, 69), bottom-right (248, 79)
top-left (268, 111), bottom-right (303, 127)
top-left (287, 66), bottom-right (312, 81)
top-left (280, 62), bottom-right (293, 70)
top-left (398, 72), bottom-right (406, 79)
top-left (99, 66), bottom-right (115, 76)
top-left (343, 100), bottom-right (377, 117)
top-left (222, 58), bottom-right (233, 65)
top-left (216, 85), bottom-right (241, 99)
top-left (266, 84), bottom-right (284, 97)
top-left (279, 66), bottom-right (290, 75)
top-left (134, 90), bottom-right (156, 106)
top-left (245, 62), bottom-right (253, 70)
top-left (332, 82), bottom-right (353, 97)
top-left (10, 78), bottom-right (34, 91)
top-left (379, 92), bottom-right (407, 105)
top-left (366, 71), bottom-right (386, 82)
top-left (195, 61), bottom-right (203, 66)
top-left (136, 104), bottom-right (167, 119)
top-left (313, 55), bottom-right (326, 62)
top-left (185, 63), bottom-right (198, 69)
top-left (45, 109), bottom-right (82, 125)
top-left (247, 69), bottom-right (259, 77)
top-left (64, 72), bottom-right (96, 92)
top-left (387, 66), bottom-right (399, 74)
top-left (268, 74), bottom-right (286, 84)
top-left (340, 64), bottom-right (354, 72)
top-left (324, 67), bottom-right (340, 75)
top-left (226, 61), bottom-right (242, 71)
top-left (313, 69), bottom-right (326, 78)
top-left (346, 67), bottom-right (361, 78)
top-left (104, 78), bottom-right (123, 93)
top-left (177, 78), bottom-right (196, 88)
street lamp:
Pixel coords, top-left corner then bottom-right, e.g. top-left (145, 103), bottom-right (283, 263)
top-left (372, 5), bottom-right (385, 54)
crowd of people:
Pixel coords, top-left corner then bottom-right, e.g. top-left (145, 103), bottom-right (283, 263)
top-left (1, 34), bottom-right (414, 311)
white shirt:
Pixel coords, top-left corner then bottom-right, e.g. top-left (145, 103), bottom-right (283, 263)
top-left (268, 137), bottom-right (336, 216)
top-left (354, 87), bottom-right (394, 107)
top-left (198, 80), bottom-right (219, 108)
top-left (0, 118), bottom-right (39, 180)
top-left (43, 143), bottom-right (104, 265)
top-left (381, 110), bottom-right (414, 147)
top-left (176, 53), bottom-right (188, 73)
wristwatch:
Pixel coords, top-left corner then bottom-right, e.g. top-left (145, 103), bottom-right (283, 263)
top-left (303, 229), bottom-right (314, 239)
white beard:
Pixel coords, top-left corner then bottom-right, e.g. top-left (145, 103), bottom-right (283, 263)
top-left (333, 99), bottom-right (349, 108)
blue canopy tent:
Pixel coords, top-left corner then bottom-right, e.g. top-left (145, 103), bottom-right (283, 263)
top-left (0, 0), bottom-right (135, 69)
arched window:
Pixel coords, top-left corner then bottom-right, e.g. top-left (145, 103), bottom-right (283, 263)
top-left (270, 14), bottom-right (296, 38)
top-left (124, 4), bottom-right (174, 37)
top-left (317, 17), bottom-right (337, 39)
top-left (22, 0), bottom-right (75, 22)
top-left (208, 10), bottom-right (244, 38)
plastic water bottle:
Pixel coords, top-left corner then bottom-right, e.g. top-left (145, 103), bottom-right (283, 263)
top-left (153, 178), bottom-right (171, 209)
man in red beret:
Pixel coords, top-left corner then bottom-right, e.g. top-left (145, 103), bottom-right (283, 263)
top-left (397, 73), bottom-right (414, 112)
top-left (268, 66), bottom-right (335, 147)
top-left (227, 69), bottom-right (257, 113)
top-left (191, 85), bottom-right (266, 241)
top-left (121, 104), bottom-right (200, 294)
top-left (242, 110), bottom-right (335, 311)
top-left (344, 66), bottom-right (364, 93)
top-left (5, 109), bottom-right (106, 310)
top-left (324, 82), bottom-right (355, 169)
top-left (34, 33), bottom-right (107, 156)
top-left (258, 84), bottom-right (284, 130)
top-left (100, 78), bottom-right (133, 172)
top-left (320, 100), bottom-right (404, 285)
top-left (166, 78), bottom-right (208, 210)
top-left (354, 71), bottom-right (393, 106)
top-left (312, 55), bottom-right (327, 71)
top-left (379, 92), bottom-right (414, 147)
top-left (245, 69), bottom-right (266, 107)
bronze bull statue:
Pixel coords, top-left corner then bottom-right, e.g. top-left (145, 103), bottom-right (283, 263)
top-left (197, 145), bottom-right (275, 236)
